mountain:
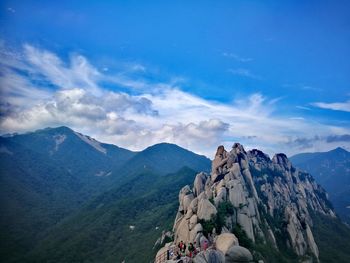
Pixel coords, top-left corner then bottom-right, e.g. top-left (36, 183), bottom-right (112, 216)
top-left (5, 126), bottom-right (136, 178)
top-left (0, 126), bottom-right (211, 262)
top-left (156, 144), bottom-right (350, 263)
top-left (0, 137), bottom-right (83, 260)
top-left (120, 142), bottom-right (210, 176)
top-left (290, 147), bottom-right (350, 223)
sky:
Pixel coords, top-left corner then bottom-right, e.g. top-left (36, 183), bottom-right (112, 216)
top-left (0, 0), bottom-right (350, 157)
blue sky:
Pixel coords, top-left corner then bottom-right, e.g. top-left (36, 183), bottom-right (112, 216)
top-left (0, 0), bottom-right (350, 157)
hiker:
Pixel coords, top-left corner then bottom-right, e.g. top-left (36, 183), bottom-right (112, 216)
top-left (178, 240), bottom-right (184, 251)
top-left (193, 241), bottom-right (199, 255)
top-left (181, 243), bottom-right (187, 256)
top-left (203, 240), bottom-right (208, 251)
top-left (200, 237), bottom-right (209, 251)
top-left (188, 242), bottom-right (195, 258)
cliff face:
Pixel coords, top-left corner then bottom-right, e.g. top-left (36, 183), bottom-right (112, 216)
top-left (168, 143), bottom-right (335, 262)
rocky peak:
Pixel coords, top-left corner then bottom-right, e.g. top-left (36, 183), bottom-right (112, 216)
top-left (247, 149), bottom-right (271, 170)
top-left (232, 142), bottom-right (246, 154)
top-left (272, 153), bottom-right (292, 171)
top-left (157, 143), bottom-right (336, 262)
top-left (247, 149), bottom-right (270, 161)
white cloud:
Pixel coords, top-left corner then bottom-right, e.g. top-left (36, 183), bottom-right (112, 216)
top-left (1, 43), bottom-right (349, 157)
top-left (311, 100), bottom-right (350, 112)
top-left (296, 105), bottom-right (311, 111)
top-left (228, 68), bottom-right (261, 79)
top-left (222, 52), bottom-right (253, 62)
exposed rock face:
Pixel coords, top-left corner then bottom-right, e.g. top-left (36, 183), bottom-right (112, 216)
top-left (215, 233), bottom-right (239, 254)
top-left (197, 198), bottom-right (217, 221)
top-left (159, 143), bottom-right (335, 262)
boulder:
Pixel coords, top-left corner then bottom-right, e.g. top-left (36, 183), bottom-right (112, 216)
top-left (189, 197), bottom-right (199, 213)
top-left (197, 198), bottom-right (217, 221)
top-left (193, 249), bottom-right (225, 263)
top-left (179, 185), bottom-right (191, 203)
top-left (183, 193), bottom-right (194, 214)
top-left (225, 245), bottom-right (253, 262)
top-left (190, 223), bottom-right (203, 242)
top-left (178, 185), bottom-right (192, 213)
top-left (194, 172), bottom-right (209, 196)
top-left (215, 233), bottom-right (239, 254)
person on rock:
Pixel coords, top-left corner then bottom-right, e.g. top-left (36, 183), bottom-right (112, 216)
top-left (178, 241), bottom-right (184, 251)
top-left (178, 241), bottom-right (187, 256)
top-left (181, 242), bottom-right (186, 256)
top-left (187, 242), bottom-right (195, 258)
top-left (201, 239), bottom-right (208, 251)
top-left (193, 241), bottom-right (199, 255)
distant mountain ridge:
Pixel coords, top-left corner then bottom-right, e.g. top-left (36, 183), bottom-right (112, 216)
top-left (4, 126), bottom-right (136, 176)
top-left (0, 126), bottom-right (211, 262)
top-left (290, 147), bottom-right (350, 223)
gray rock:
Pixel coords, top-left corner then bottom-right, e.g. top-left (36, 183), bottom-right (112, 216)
top-left (190, 223), bottom-right (203, 242)
top-left (225, 245), bottom-right (253, 262)
top-left (193, 249), bottom-right (225, 263)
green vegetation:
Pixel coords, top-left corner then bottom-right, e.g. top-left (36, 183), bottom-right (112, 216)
top-left (311, 212), bottom-right (350, 263)
top-left (0, 127), bottom-right (210, 263)
top-left (199, 201), bottom-right (234, 236)
top-left (229, 219), bottom-right (299, 263)
top-left (22, 168), bottom-right (199, 263)
top-left (232, 224), bottom-right (253, 249)
top-left (216, 201), bottom-right (234, 233)
top-left (252, 242), bottom-right (297, 263)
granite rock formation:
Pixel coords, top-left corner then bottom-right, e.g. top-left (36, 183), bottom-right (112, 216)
top-left (157, 143), bottom-right (336, 262)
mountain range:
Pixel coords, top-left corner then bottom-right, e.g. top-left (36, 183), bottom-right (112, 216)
top-left (1, 127), bottom-right (350, 263)
top-left (290, 147), bottom-right (350, 224)
top-left (0, 126), bottom-right (210, 262)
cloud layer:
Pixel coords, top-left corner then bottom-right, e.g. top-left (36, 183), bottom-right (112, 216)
top-left (312, 100), bottom-right (350, 112)
top-left (1, 43), bottom-right (349, 157)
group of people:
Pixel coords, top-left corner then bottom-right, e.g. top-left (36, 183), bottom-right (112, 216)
top-left (166, 239), bottom-right (211, 261)
top-left (177, 241), bottom-right (197, 258)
